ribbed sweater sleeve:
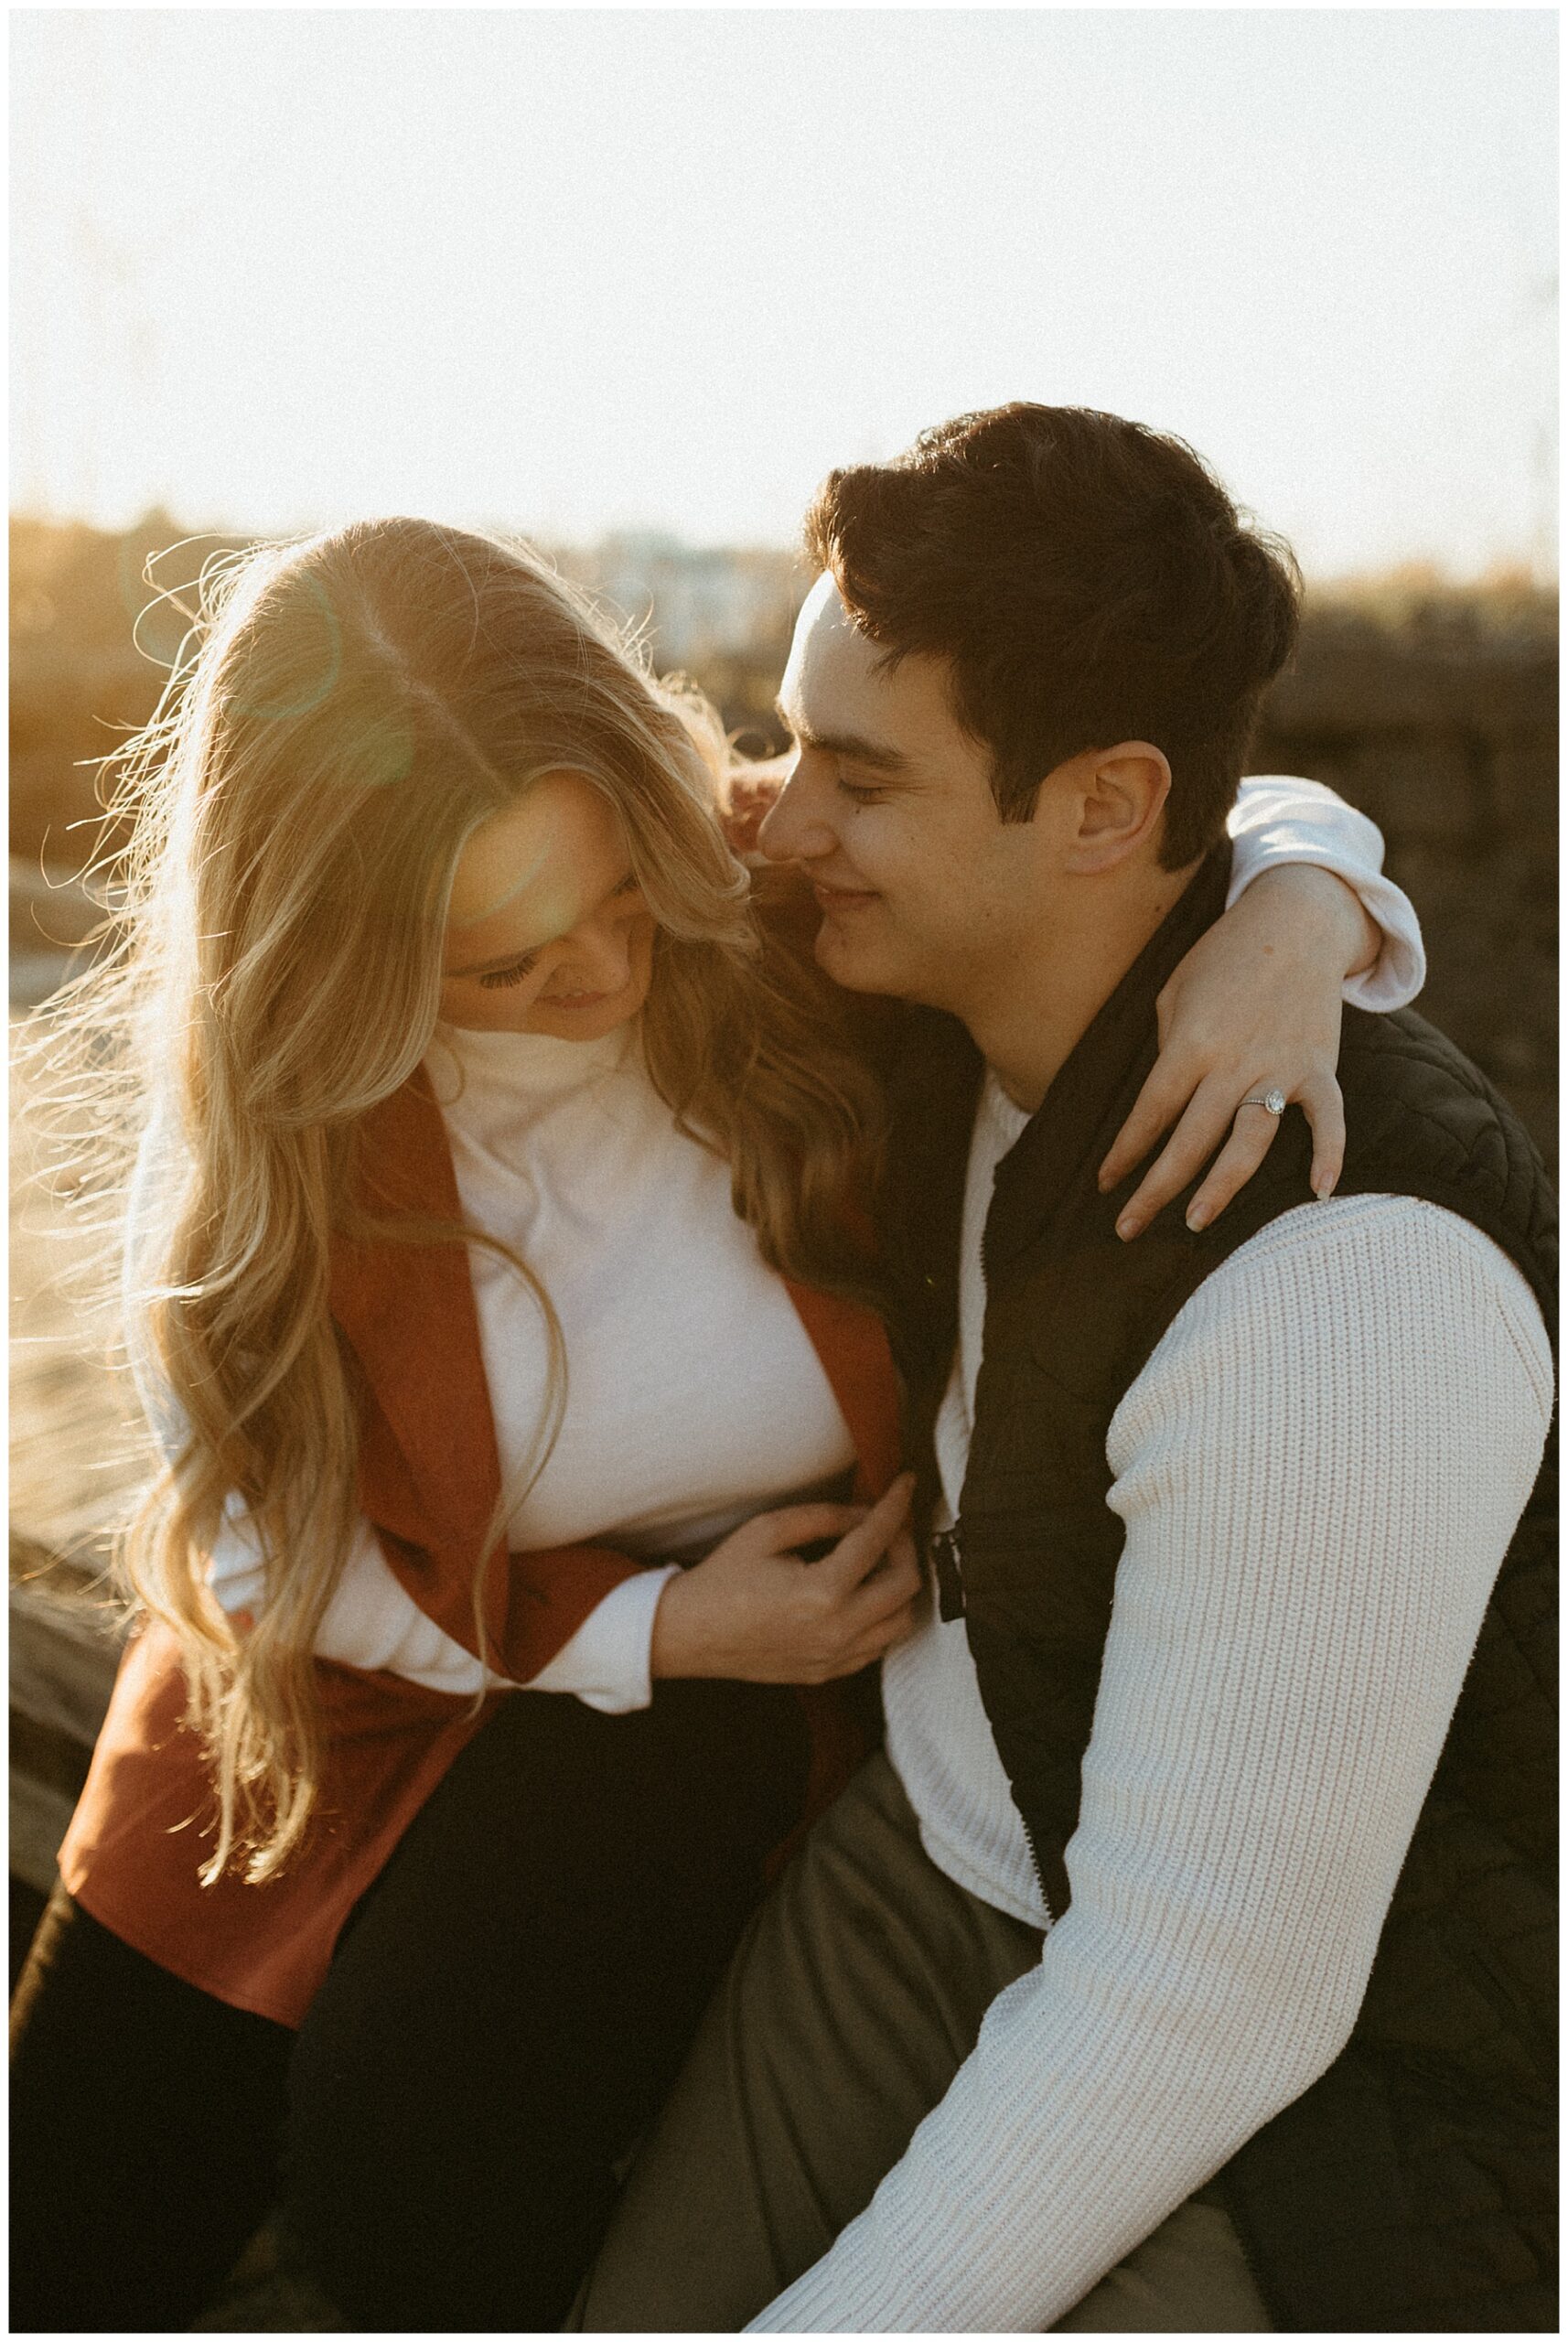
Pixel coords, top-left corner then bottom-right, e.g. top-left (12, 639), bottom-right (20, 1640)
top-left (749, 1198), bottom-right (1552, 2332)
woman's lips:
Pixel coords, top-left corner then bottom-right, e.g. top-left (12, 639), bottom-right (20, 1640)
top-left (539, 982), bottom-right (619, 1007)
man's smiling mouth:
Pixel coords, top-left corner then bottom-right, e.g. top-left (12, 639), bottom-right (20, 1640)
top-left (812, 879), bottom-right (881, 912)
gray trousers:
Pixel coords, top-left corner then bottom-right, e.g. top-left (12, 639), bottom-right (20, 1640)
top-left (573, 1752), bottom-right (1272, 2331)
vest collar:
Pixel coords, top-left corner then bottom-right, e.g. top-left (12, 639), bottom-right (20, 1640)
top-left (984, 843), bottom-right (1233, 1280)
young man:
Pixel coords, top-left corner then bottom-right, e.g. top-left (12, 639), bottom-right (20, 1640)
top-left (575, 407), bottom-right (1555, 2332)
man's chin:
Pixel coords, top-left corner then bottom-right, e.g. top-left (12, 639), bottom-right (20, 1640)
top-left (811, 915), bottom-right (907, 998)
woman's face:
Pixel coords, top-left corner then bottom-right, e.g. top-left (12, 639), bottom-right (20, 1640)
top-left (438, 771), bottom-right (656, 1039)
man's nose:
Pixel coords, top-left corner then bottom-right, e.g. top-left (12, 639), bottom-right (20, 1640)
top-left (758, 767), bottom-right (838, 864)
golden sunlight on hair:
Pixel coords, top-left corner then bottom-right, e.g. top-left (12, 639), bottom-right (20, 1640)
top-left (35, 517), bottom-right (884, 1882)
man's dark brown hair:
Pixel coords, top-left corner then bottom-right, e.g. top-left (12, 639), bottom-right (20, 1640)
top-left (803, 403), bottom-right (1302, 870)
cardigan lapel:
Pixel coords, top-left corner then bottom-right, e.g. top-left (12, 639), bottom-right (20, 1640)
top-left (782, 1277), bottom-right (902, 1499)
top-left (328, 1069), bottom-right (503, 1564)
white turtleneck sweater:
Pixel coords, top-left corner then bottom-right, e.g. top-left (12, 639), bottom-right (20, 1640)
top-left (749, 1092), bottom-right (1553, 2333)
top-left (193, 1016), bottom-right (857, 1709)
top-left (186, 775), bottom-right (1426, 1709)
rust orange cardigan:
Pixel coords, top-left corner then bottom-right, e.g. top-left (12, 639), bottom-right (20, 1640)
top-left (58, 1065), bottom-right (901, 2029)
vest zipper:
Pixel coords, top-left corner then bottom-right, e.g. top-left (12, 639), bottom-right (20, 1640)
top-left (930, 1523), bottom-right (965, 1621)
top-left (932, 1518), bottom-right (1056, 1930)
top-left (1018, 1813), bottom-right (1054, 1929)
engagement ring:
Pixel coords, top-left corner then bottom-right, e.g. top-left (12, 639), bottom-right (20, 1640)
top-left (1242, 1088), bottom-right (1288, 1116)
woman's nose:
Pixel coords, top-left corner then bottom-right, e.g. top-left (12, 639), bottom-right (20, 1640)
top-left (550, 909), bottom-right (635, 994)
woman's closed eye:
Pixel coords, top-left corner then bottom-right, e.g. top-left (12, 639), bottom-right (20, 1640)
top-left (473, 876), bottom-right (641, 990)
top-left (478, 951), bottom-right (541, 992)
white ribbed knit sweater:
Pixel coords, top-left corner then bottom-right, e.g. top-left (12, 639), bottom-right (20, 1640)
top-left (751, 1077), bottom-right (1553, 2334)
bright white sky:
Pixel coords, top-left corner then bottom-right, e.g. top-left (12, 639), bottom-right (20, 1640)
top-left (11, 7), bottom-right (1558, 578)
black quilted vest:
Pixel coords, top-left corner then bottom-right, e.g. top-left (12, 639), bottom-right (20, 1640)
top-left (880, 846), bottom-right (1557, 2333)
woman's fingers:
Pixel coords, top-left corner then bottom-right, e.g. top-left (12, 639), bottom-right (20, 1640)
top-left (818, 1474), bottom-right (915, 1589)
top-left (1101, 862), bottom-right (1358, 1217)
top-left (832, 1577), bottom-right (925, 1674)
top-left (748, 1500), bottom-right (868, 1554)
top-left (1180, 1097), bottom-right (1287, 1233)
top-left (1173, 1068), bottom-right (1344, 1230)
top-left (845, 1530), bottom-right (921, 1625)
top-left (1111, 1076), bottom-right (1250, 1240)
top-left (1299, 1070), bottom-right (1347, 1200)
top-left (1113, 1064), bottom-right (1348, 1239)
top-left (1098, 1060), bottom-right (1195, 1197)
top-left (840, 1618), bottom-right (918, 1674)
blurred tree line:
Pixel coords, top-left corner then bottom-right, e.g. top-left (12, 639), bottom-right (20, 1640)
top-left (10, 515), bottom-right (1557, 1169)
top-left (9, 516), bottom-right (800, 865)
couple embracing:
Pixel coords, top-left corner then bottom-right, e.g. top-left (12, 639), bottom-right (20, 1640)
top-left (12, 404), bottom-right (1553, 2335)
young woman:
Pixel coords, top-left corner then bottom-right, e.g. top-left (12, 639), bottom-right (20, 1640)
top-left (9, 518), bottom-right (1419, 2333)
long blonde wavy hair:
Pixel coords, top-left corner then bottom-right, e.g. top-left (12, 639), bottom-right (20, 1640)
top-left (51, 518), bottom-right (883, 1885)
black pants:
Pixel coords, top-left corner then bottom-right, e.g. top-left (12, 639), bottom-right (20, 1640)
top-left (10, 1677), bottom-right (809, 2333)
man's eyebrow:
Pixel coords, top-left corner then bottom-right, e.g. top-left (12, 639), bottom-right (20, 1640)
top-left (772, 698), bottom-right (909, 773)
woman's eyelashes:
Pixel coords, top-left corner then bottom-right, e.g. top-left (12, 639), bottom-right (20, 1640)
top-left (472, 877), bottom-right (641, 990)
top-left (478, 951), bottom-right (541, 992)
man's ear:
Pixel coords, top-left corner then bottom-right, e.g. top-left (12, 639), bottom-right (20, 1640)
top-left (1063, 742), bottom-right (1172, 873)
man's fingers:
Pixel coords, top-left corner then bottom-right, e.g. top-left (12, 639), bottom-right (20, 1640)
top-left (750, 1501), bottom-right (867, 1555)
top-left (1098, 1064), bottom-right (1194, 1194)
top-left (1182, 1101), bottom-right (1283, 1232)
top-left (1112, 1080), bottom-right (1240, 1239)
top-left (1300, 1071), bottom-right (1347, 1200)
top-left (818, 1474), bottom-right (915, 1587)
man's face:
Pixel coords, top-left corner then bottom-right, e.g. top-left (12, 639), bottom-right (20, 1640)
top-left (760, 575), bottom-right (1055, 1012)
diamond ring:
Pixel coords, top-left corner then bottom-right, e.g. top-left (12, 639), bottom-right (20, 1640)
top-left (1242, 1088), bottom-right (1288, 1116)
